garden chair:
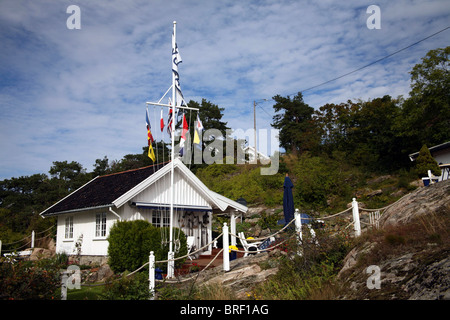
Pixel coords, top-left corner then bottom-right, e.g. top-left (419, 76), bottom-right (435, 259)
top-left (427, 170), bottom-right (439, 184)
top-left (186, 236), bottom-right (195, 260)
top-left (238, 232), bottom-right (263, 257)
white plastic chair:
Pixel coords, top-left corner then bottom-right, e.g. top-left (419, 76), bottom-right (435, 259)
top-left (186, 236), bottom-right (195, 260)
top-left (238, 232), bottom-right (263, 257)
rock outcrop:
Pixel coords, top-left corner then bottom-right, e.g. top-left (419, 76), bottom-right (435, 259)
top-left (338, 180), bottom-right (450, 300)
top-left (380, 179), bottom-right (450, 228)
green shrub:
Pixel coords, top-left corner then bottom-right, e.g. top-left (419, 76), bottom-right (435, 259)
top-left (107, 220), bottom-right (187, 273)
top-left (100, 272), bottom-right (151, 300)
top-left (415, 144), bottom-right (441, 177)
top-left (0, 257), bottom-right (62, 300)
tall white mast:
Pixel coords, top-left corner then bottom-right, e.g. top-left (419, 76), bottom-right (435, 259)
top-left (167, 21), bottom-right (177, 278)
top-left (146, 21), bottom-right (198, 278)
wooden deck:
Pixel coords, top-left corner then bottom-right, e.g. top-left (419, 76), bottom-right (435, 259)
top-left (176, 248), bottom-right (245, 276)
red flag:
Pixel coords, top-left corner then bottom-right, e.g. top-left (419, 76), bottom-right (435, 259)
top-left (160, 109), bottom-right (164, 132)
top-left (180, 113), bottom-right (189, 156)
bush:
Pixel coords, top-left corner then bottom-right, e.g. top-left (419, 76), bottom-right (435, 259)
top-left (415, 144), bottom-right (441, 177)
top-left (100, 272), bottom-right (151, 300)
top-left (0, 257), bottom-right (62, 300)
top-left (107, 220), bottom-right (187, 273)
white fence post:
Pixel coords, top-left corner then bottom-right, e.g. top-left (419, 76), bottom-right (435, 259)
top-left (294, 209), bottom-right (303, 256)
top-left (0, 240), bottom-right (2, 256)
top-left (149, 251), bottom-right (155, 299)
top-left (230, 210), bottom-right (237, 247)
top-left (294, 209), bottom-right (302, 242)
top-left (223, 222), bottom-right (230, 272)
top-left (352, 198), bottom-right (361, 237)
top-left (31, 230), bottom-right (35, 249)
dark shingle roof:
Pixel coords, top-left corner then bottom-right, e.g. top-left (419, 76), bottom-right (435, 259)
top-left (41, 162), bottom-right (169, 216)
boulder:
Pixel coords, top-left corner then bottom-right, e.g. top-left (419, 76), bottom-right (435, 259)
top-left (380, 179), bottom-right (450, 228)
top-left (28, 248), bottom-right (54, 261)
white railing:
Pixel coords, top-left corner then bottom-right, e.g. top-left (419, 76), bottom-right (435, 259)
top-left (56, 197), bottom-right (403, 299)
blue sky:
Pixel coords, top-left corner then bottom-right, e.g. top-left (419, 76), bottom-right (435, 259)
top-left (0, 0), bottom-right (449, 179)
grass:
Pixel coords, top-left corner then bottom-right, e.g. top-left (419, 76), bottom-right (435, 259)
top-left (67, 285), bottom-right (104, 300)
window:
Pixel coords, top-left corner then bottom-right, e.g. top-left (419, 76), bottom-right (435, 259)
top-left (95, 212), bottom-right (107, 237)
top-left (152, 210), bottom-right (170, 227)
top-left (65, 216), bottom-right (73, 239)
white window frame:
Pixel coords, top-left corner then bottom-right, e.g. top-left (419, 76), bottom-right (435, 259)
top-left (65, 216), bottom-right (73, 239)
top-left (95, 212), bottom-right (107, 238)
top-left (152, 210), bottom-right (170, 228)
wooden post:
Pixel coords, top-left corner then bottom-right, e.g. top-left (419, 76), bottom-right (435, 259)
top-left (294, 209), bottom-right (302, 242)
top-left (230, 210), bottom-right (236, 247)
top-left (352, 198), bottom-right (361, 237)
top-left (31, 230), bottom-right (35, 249)
top-left (294, 209), bottom-right (303, 256)
top-left (149, 251), bottom-right (155, 299)
top-left (223, 223), bottom-right (230, 272)
top-left (0, 240), bottom-right (2, 256)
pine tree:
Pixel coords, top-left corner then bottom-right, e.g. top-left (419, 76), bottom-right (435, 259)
top-left (415, 144), bottom-right (441, 177)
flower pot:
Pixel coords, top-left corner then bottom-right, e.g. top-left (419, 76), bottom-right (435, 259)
top-left (229, 251), bottom-right (237, 261)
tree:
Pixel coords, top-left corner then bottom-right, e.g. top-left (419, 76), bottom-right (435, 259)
top-left (48, 161), bottom-right (90, 196)
top-left (271, 92), bottom-right (319, 154)
top-left (415, 144), bottom-right (441, 177)
top-left (185, 99), bottom-right (230, 138)
top-left (399, 46), bottom-right (450, 150)
top-left (93, 156), bottom-right (111, 176)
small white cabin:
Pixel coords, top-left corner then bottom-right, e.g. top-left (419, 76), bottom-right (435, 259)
top-left (40, 158), bottom-right (247, 263)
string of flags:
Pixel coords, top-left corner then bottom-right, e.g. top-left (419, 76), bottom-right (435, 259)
top-left (145, 25), bottom-right (204, 163)
top-left (145, 107), bottom-right (204, 162)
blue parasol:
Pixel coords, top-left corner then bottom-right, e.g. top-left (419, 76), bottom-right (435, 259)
top-left (283, 174), bottom-right (295, 225)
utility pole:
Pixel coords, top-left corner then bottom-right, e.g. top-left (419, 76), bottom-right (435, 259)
top-left (253, 101), bottom-right (257, 162)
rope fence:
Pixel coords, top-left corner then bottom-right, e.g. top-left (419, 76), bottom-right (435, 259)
top-left (0, 225), bottom-right (56, 255)
top-left (28, 195), bottom-right (405, 299)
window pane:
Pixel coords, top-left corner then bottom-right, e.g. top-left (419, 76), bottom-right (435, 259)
top-left (65, 216), bottom-right (73, 239)
top-left (96, 212), bottom-right (107, 237)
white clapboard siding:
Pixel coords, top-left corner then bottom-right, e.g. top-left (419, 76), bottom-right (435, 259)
top-left (130, 169), bottom-right (211, 208)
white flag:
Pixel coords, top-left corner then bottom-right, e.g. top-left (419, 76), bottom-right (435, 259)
top-left (172, 32), bottom-right (184, 107)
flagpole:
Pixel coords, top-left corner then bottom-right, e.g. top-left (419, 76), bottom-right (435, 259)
top-left (167, 20), bottom-right (177, 278)
top-left (145, 21), bottom-right (197, 278)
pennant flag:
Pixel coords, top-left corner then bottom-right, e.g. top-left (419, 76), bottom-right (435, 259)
top-left (146, 109), bottom-right (156, 162)
top-left (167, 108), bottom-right (173, 136)
top-left (172, 31), bottom-right (184, 107)
top-left (193, 113), bottom-right (203, 145)
top-left (179, 113), bottom-right (189, 156)
top-left (160, 109), bottom-right (164, 132)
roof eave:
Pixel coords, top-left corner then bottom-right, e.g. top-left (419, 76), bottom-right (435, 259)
top-left (39, 176), bottom-right (100, 218)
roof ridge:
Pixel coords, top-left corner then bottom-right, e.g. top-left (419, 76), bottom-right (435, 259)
top-left (98, 160), bottom-right (171, 178)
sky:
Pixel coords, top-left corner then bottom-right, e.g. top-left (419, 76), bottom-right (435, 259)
top-left (0, 0), bottom-right (449, 179)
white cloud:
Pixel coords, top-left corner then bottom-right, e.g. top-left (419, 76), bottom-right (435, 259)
top-left (0, 0), bottom-right (449, 178)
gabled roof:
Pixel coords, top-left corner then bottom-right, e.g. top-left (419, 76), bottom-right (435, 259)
top-left (112, 158), bottom-right (247, 213)
top-left (40, 162), bottom-right (169, 217)
top-left (40, 159), bottom-right (247, 217)
top-left (409, 141), bottom-right (450, 161)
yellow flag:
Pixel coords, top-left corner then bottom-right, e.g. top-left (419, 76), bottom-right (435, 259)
top-left (193, 129), bottom-right (200, 145)
top-left (148, 143), bottom-right (156, 162)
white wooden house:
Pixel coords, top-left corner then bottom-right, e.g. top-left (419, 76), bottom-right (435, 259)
top-left (409, 141), bottom-right (450, 181)
top-left (40, 158), bottom-right (247, 263)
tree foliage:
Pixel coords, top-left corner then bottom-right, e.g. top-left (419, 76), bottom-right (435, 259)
top-left (107, 220), bottom-right (187, 273)
top-left (271, 92), bottom-right (318, 154)
top-left (415, 144), bottom-right (441, 177)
